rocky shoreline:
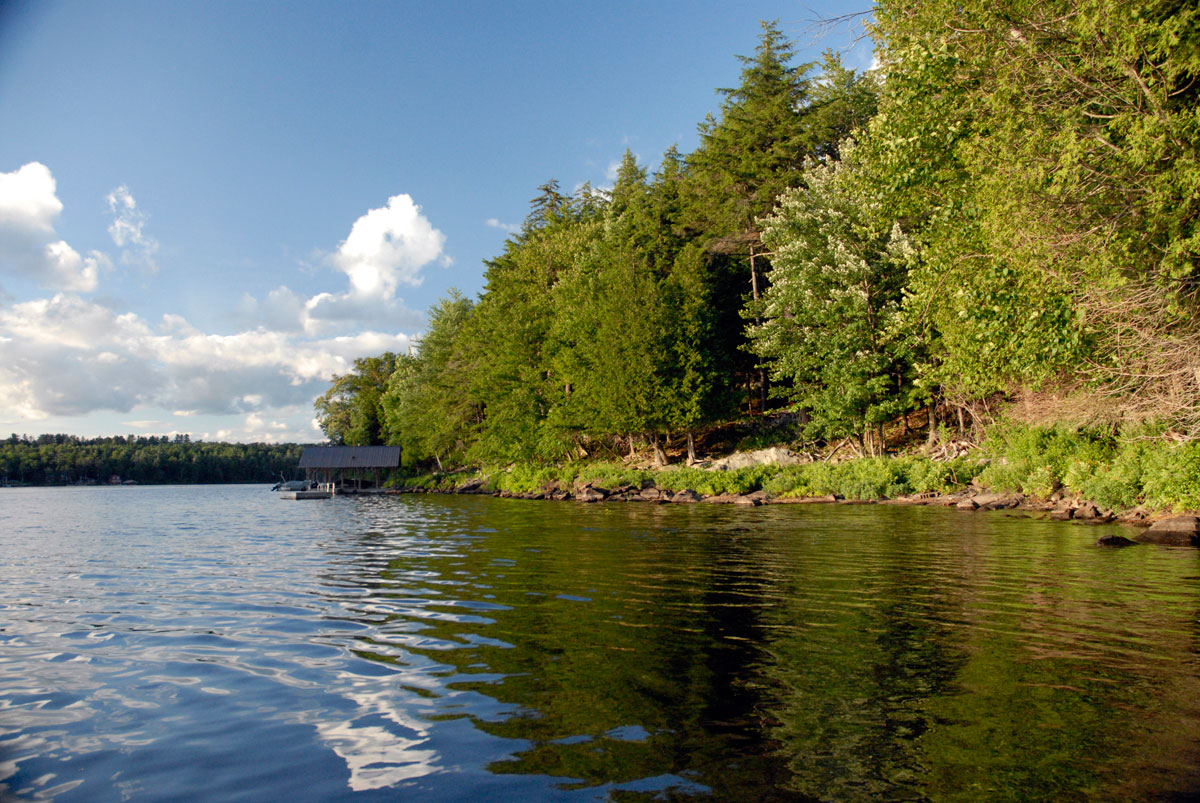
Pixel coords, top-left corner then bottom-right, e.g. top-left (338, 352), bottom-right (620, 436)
top-left (387, 477), bottom-right (1200, 547)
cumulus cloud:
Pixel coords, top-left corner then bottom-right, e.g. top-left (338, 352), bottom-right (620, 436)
top-left (105, 185), bottom-right (159, 273)
top-left (235, 194), bottom-right (442, 336)
top-left (0, 182), bottom-right (438, 440)
top-left (332, 194), bottom-right (448, 294)
top-left (0, 162), bottom-right (106, 292)
top-left (0, 294), bottom-right (413, 421)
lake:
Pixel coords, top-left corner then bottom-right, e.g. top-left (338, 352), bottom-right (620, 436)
top-left (1, 485), bottom-right (1198, 801)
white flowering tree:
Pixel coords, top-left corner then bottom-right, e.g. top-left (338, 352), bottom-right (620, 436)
top-left (749, 144), bottom-right (917, 454)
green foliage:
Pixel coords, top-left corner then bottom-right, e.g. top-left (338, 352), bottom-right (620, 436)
top-left (383, 291), bottom-right (477, 469)
top-left (762, 456), bottom-right (983, 500)
top-left (314, 353), bottom-right (399, 445)
top-left (871, 0), bottom-right (1200, 412)
top-left (317, 7), bottom-right (1200, 491)
top-left (752, 144), bottom-right (917, 444)
top-left (1140, 441), bottom-right (1200, 512)
top-left (979, 422), bottom-right (1200, 511)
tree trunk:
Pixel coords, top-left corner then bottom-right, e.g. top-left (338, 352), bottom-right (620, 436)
top-left (957, 407), bottom-right (966, 438)
top-left (927, 401), bottom-right (938, 448)
top-left (686, 431), bottom-right (697, 465)
top-left (434, 453), bottom-right (444, 472)
top-left (650, 433), bottom-right (667, 467)
top-left (750, 246), bottom-right (768, 414)
top-left (628, 434), bottom-right (637, 459)
top-left (876, 422), bottom-right (886, 456)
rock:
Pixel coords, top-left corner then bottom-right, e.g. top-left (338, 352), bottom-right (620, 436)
top-left (732, 495), bottom-right (760, 506)
top-left (702, 493), bottom-right (740, 504)
top-left (1134, 515), bottom-right (1200, 546)
top-left (455, 478), bottom-right (485, 494)
top-left (575, 486), bottom-right (607, 503)
top-left (639, 487), bottom-right (662, 501)
top-left (1073, 504), bottom-right (1100, 520)
top-left (670, 489), bottom-right (701, 503)
top-left (956, 499), bottom-right (979, 510)
top-left (745, 490), bottom-right (771, 504)
top-left (709, 447), bottom-right (804, 471)
top-left (1097, 534), bottom-right (1138, 547)
top-left (1048, 508), bottom-right (1073, 521)
top-left (773, 494), bottom-right (836, 504)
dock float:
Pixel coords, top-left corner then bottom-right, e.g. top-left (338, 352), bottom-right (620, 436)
top-left (280, 489), bottom-right (332, 500)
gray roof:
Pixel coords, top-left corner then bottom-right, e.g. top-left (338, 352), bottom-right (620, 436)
top-left (299, 445), bottom-right (401, 469)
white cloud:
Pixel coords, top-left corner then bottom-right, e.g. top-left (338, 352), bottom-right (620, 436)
top-left (332, 194), bottom-right (447, 295)
top-left (0, 162), bottom-right (62, 232)
top-left (105, 185), bottom-right (159, 274)
top-left (485, 217), bottom-right (521, 234)
top-left (234, 194), bottom-right (444, 336)
top-left (0, 293), bottom-right (414, 421)
top-left (0, 180), bottom-right (440, 441)
top-left (0, 162), bottom-right (106, 292)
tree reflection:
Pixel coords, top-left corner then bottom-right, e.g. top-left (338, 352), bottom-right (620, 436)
top-left (336, 498), bottom-right (1200, 801)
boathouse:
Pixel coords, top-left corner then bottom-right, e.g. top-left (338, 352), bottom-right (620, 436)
top-left (298, 445), bottom-right (401, 490)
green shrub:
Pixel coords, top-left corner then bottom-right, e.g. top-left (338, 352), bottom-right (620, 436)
top-left (1141, 440), bottom-right (1200, 512)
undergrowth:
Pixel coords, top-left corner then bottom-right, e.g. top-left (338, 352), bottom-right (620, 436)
top-left (387, 420), bottom-right (1200, 512)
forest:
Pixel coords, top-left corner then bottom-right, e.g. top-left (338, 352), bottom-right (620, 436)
top-left (315, 2), bottom-right (1200, 494)
top-left (0, 434), bottom-right (304, 486)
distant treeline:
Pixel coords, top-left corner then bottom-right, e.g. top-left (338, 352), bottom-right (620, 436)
top-left (0, 434), bottom-right (304, 486)
top-left (316, 5), bottom-right (1200, 470)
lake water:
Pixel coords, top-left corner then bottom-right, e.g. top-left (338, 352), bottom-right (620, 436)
top-left (1, 485), bottom-right (1198, 801)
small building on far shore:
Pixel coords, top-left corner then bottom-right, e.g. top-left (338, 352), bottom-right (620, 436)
top-left (298, 445), bottom-right (401, 490)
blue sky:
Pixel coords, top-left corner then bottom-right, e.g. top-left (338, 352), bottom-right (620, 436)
top-left (0, 0), bottom-right (875, 443)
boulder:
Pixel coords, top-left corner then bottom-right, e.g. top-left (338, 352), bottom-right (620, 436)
top-left (956, 498), bottom-right (979, 510)
top-left (575, 486), bottom-right (608, 503)
top-left (709, 447), bottom-right (804, 471)
top-left (1073, 504), bottom-right (1101, 521)
top-left (670, 489), bottom-right (702, 503)
top-left (972, 493), bottom-right (1022, 510)
top-left (702, 493), bottom-right (740, 504)
top-left (1134, 515), bottom-right (1200, 546)
top-left (1048, 508), bottom-right (1073, 521)
top-left (1097, 534), bottom-right (1138, 547)
top-left (639, 487), bottom-right (662, 502)
top-left (732, 495), bottom-right (760, 506)
top-left (455, 478), bottom-right (486, 494)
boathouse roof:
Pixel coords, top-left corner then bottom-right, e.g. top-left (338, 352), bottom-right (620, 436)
top-left (298, 445), bottom-right (402, 469)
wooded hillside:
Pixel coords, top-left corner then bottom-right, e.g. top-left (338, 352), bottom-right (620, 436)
top-left (316, 3), bottom-right (1200, 471)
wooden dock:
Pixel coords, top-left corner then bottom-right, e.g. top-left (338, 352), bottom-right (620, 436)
top-left (280, 488), bottom-right (332, 500)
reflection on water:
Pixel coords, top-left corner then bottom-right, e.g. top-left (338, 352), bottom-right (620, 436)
top-left (1, 486), bottom-right (1198, 801)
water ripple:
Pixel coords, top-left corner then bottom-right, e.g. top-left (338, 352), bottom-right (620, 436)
top-left (1, 487), bottom-right (1198, 801)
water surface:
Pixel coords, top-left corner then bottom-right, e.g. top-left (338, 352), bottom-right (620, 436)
top-left (1, 486), bottom-right (1198, 800)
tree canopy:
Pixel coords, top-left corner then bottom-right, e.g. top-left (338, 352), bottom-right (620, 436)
top-left (316, 5), bottom-right (1200, 470)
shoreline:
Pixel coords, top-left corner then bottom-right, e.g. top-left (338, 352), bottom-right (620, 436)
top-left (381, 478), bottom-right (1200, 546)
